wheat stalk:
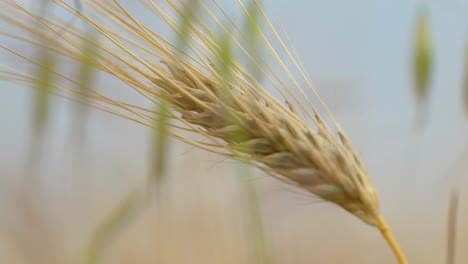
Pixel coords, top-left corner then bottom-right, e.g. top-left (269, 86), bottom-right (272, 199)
top-left (0, 0), bottom-right (407, 262)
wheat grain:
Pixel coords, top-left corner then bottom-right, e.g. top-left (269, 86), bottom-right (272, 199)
top-left (0, 0), bottom-right (407, 263)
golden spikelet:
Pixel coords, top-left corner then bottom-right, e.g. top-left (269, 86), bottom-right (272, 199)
top-left (0, 0), bottom-right (407, 263)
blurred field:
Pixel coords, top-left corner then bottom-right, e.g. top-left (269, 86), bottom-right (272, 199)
top-left (0, 108), bottom-right (467, 263)
top-left (1, 1), bottom-right (468, 264)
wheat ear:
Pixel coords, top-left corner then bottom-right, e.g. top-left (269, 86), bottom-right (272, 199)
top-left (0, 0), bottom-right (407, 262)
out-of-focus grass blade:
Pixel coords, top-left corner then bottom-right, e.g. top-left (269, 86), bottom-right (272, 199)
top-left (216, 2), bottom-right (273, 263)
top-left (216, 25), bottom-right (253, 143)
top-left (32, 0), bottom-right (56, 138)
top-left (73, 31), bottom-right (99, 147)
top-left (463, 41), bottom-right (468, 117)
top-left (447, 188), bottom-right (460, 264)
top-left (150, 100), bottom-right (170, 199)
top-left (71, 6), bottom-right (140, 264)
top-left (239, 165), bottom-right (274, 264)
top-left (82, 190), bottom-right (143, 264)
top-left (175, 0), bottom-right (201, 49)
top-left (28, 0), bottom-right (56, 172)
top-left (218, 28), bottom-right (234, 82)
top-left (244, 0), bottom-right (262, 81)
top-left (148, 0), bottom-right (200, 200)
top-left (241, 2), bottom-right (273, 263)
top-left (413, 10), bottom-right (432, 104)
top-left (216, 25), bottom-right (237, 127)
top-left (32, 47), bottom-right (56, 138)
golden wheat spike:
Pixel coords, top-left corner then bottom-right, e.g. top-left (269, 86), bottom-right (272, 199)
top-left (0, 0), bottom-right (407, 263)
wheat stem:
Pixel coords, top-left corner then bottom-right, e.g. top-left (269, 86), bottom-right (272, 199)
top-left (376, 215), bottom-right (408, 264)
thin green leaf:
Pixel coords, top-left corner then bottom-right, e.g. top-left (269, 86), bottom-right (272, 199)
top-left (150, 100), bottom-right (170, 198)
top-left (413, 11), bottom-right (432, 104)
top-left (447, 187), bottom-right (460, 264)
top-left (175, 0), bottom-right (201, 49)
top-left (463, 40), bottom-right (468, 117)
top-left (216, 26), bottom-right (235, 103)
top-left (27, 0), bottom-right (56, 173)
top-left (239, 165), bottom-right (274, 264)
top-left (73, 31), bottom-right (99, 146)
top-left (244, 0), bottom-right (262, 81)
top-left (33, 46), bottom-right (56, 137)
top-left (215, 26), bottom-right (252, 143)
top-left (82, 190), bottom-right (143, 264)
top-left (149, 0), bottom-right (200, 198)
top-left (218, 28), bottom-right (234, 82)
top-left (211, 3), bottom-right (273, 263)
top-left (240, 3), bottom-right (272, 263)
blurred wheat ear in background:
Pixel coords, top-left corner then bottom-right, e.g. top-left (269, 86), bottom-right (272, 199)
top-left (412, 9), bottom-right (433, 126)
top-left (463, 40), bottom-right (468, 117)
top-left (0, 0), bottom-right (409, 263)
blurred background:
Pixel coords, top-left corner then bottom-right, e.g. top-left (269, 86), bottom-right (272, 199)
top-left (1, 0), bottom-right (468, 263)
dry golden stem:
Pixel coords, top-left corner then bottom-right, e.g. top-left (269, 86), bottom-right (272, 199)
top-left (376, 215), bottom-right (408, 264)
